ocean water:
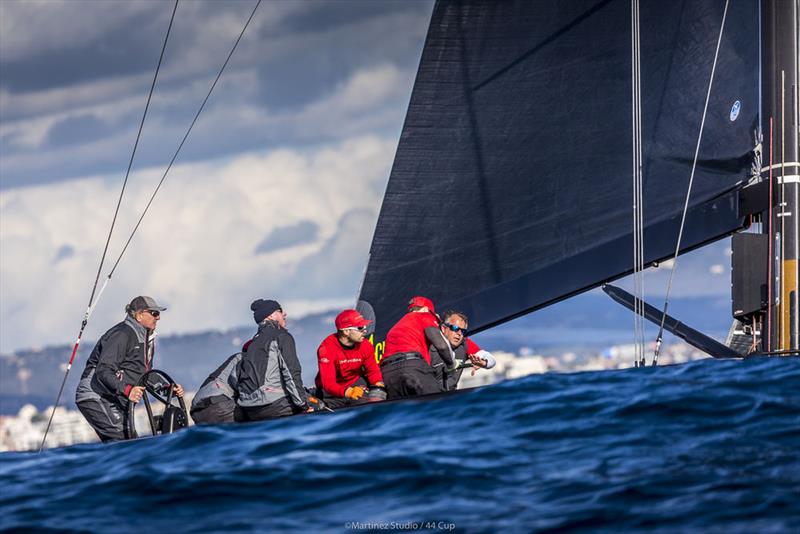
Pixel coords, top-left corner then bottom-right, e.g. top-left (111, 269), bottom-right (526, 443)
top-left (2, 357), bottom-right (798, 533)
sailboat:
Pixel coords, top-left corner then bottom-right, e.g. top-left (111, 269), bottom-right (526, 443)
top-left (35, 0), bottom-right (798, 449)
top-left (358, 0), bottom-right (799, 361)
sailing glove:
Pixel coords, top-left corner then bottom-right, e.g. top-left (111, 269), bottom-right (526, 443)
top-left (345, 386), bottom-right (366, 400)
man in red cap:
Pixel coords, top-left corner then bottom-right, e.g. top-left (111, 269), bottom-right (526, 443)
top-left (314, 309), bottom-right (385, 409)
top-left (380, 296), bottom-right (456, 399)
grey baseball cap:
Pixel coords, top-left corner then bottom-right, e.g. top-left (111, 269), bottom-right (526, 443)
top-left (127, 295), bottom-right (167, 313)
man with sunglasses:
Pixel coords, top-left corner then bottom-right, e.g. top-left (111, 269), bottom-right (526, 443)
top-left (76, 296), bottom-right (184, 442)
top-left (313, 309), bottom-right (385, 409)
top-left (236, 299), bottom-right (311, 421)
top-left (430, 311), bottom-right (496, 390)
top-left (380, 296), bottom-right (457, 399)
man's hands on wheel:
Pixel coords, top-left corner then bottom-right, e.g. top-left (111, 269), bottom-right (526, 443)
top-left (129, 383), bottom-right (183, 402)
top-left (127, 386), bottom-right (146, 403)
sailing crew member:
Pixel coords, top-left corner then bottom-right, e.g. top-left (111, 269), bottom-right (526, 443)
top-left (314, 309), bottom-right (386, 409)
top-left (380, 296), bottom-right (456, 399)
top-left (75, 296), bottom-right (184, 442)
top-left (235, 299), bottom-right (311, 421)
top-left (190, 348), bottom-right (245, 425)
top-left (430, 311), bottom-right (496, 390)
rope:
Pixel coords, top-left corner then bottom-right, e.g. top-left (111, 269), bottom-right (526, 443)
top-left (652, 0), bottom-right (730, 366)
top-left (39, 0), bottom-right (180, 452)
top-left (631, 0), bottom-right (645, 367)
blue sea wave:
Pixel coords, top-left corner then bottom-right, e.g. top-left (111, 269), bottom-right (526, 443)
top-left (2, 357), bottom-right (799, 533)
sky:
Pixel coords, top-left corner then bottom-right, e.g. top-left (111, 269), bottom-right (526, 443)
top-left (0, 0), bottom-right (434, 352)
top-left (0, 0), bottom-right (735, 354)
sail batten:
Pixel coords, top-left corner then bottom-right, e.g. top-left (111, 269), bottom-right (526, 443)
top-left (360, 0), bottom-right (759, 339)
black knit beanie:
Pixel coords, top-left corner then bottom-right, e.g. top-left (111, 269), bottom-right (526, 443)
top-left (251, 299), bottom-right (282, 324)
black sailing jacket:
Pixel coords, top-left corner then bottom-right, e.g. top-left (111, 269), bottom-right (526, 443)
top-left (80, 315), bottom-right (152, 401)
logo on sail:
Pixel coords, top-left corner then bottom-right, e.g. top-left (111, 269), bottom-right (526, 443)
top-left (730, 100), bottom-right (741, 122)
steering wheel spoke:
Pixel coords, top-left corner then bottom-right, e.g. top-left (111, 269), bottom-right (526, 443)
top-left (127, 369), bottom-right (188, 437)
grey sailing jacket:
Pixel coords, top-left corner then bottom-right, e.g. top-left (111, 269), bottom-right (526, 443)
top-left (191, 352), bottom-right (242, 411)
top-left (235, 320), bottom-right (308, 409)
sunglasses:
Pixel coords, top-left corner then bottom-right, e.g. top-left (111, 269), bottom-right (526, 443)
top-left (345, 326), bottom-right (367, 332)
top-left (443, 323), bottom-right (467, 334)
top-left (146, 310), bottom-right (160, 318)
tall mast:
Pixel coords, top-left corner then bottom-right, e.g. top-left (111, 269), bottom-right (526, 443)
top-left (762, 0), bottom-right (800, 352)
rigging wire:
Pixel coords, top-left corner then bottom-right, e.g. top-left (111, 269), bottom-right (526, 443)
top-left (793, 1), bottom-right (800, 349)
top-left (652, 0), bottom-right (731, 366)
top-left (631, 0), bottom-right (645, 367)
top-left (636, 0), bottom-right (645, 367)
top-left (768, 118), bottom-right (774, 351)
top-left (39, 0), bottom-right (180, 453)
top-left (779, 69), bottom-right (785, 349)
top-left (107, 0), bottom-right (263, 277)
top-left (631, 0), bottom-right (638, 366)
top-left (637, 0), bottom-right (645, 366)
top-left (631, 0), bottom-right (637, 366)
top-left (40, 0), bottom-right (261, 451)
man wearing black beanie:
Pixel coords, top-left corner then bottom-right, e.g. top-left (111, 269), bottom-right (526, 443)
top-left (235, 299), bottom-right (310, 420)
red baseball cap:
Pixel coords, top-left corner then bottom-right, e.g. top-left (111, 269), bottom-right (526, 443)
top-left (408, 296), bottom-right (434, 312)
top-left (335, 309), bottom-right (372, 330)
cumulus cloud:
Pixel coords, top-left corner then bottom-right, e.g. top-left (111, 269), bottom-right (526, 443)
top-left (0, 1), bottom-right (435, 352)
top-left (254, 221), bottom-right (319, 254)
top-left (1, 68), bottom-right (261, 154)
top-left (0, 1), bottom-right (302, 76)
top-left (1, 1), bottom-right (432, 188)
top-left (0, 135), bottom-right (395, 352)
top-left (1, 63), bottom-right (413, 188)
top-left (0, 1), bottom-right (157, 62)
top-left (288, 208), bottom-right (378, 299)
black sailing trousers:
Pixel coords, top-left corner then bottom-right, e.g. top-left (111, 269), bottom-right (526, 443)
top-left (77, 396), bottom-right (134, 442)
top-left (314, 377), bottom-right (371, 410)
top-left (235, 397), bottom-right (304, 422)
top-left (380, 353), bottom-right (444, 400)
top-left (190, 397), bottom-right (238, 425)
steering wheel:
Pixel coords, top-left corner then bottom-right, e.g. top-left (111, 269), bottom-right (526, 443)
top-left (127, 369), bottom-right (189, 437)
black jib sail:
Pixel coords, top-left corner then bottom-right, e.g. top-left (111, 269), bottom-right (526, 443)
top-left (359, 0), bottom-right (760, 340)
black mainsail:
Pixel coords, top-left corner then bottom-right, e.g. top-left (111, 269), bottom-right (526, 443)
top-left (359, 0), bottom-right (760, 340)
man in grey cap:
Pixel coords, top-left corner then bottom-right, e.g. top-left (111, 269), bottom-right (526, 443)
top-left (75, 296), bottom-right (184, 442)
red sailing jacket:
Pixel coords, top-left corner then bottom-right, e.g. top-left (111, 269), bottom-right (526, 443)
top-left (383, 311), bottom-right (440, 364)
top-left (315, 334), bottom-right (383, 397)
